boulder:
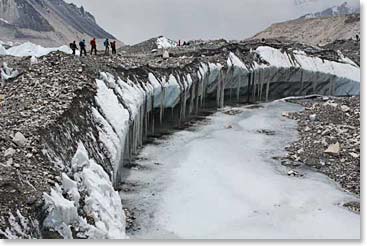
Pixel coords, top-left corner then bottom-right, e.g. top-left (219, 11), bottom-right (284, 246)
top-left (4, 148), bottom-right (16, 157)
top-left (341, 105), bottom-right (350, 112)
top-left (324, 142), bottom-right (340, 155)
top-left (13, 132), bottom-right (28, 146)
top-left (163, 50), bottom-right (170, 59)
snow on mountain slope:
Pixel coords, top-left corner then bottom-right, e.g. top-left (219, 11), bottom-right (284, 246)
top-left (299, 1), bottom-right (360, 19)
top-left (0, 0), bottom-right (117, 47)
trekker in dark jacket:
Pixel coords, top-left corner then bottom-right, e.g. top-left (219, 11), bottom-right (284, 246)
top-left (111, 41), bottom-right (117, 54)
top-left (79, 39), bottom-right (87, 57)
top-left (90, 38), bottom-right (97, 55)
top-left (104, 38), bottom-right (110, 55)
top-left (69, 41), bottom-right (78, 55)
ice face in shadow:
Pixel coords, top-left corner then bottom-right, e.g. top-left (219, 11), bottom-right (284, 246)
top-left (121, 102), bottom-right (360, 239)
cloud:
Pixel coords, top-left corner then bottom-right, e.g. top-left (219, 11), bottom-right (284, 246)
top-left (65, 0), bottom-right (360, 44)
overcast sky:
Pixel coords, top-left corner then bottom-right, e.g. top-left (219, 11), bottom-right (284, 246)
top-left (65, 0), bottom-right (359, 44)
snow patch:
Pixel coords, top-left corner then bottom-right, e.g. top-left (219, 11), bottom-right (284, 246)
top-left (157, 36), bottom-right (177, 49)
top-left (6, 42), bottom-right (72, 57)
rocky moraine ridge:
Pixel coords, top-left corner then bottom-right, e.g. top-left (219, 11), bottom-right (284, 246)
top-left (279, 96), bottom-right (360, 212)
top-left (0, 38), bottom-right (360, 239)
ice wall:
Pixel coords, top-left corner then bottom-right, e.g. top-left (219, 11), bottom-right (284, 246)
top-left (40, 46), bottom-right (360, 239)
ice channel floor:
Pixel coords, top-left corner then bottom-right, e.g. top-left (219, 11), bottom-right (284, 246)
top-left (120, 101), bottom-right (360, 240)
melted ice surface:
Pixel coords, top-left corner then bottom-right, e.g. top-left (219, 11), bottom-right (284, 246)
top-left (122, 101), bottom-right (360, 239)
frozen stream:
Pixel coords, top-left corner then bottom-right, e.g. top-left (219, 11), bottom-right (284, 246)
top-left (120, 101), bottom-right (360, 239)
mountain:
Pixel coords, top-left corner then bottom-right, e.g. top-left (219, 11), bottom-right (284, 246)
top-left (252, 2), bottom-right (360, 46)
top-left (299, 1), bottom-right (360, 19)
top-left (0, 0), bottom-right (116, 47)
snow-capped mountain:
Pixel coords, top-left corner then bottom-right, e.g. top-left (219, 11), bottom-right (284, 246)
top-left (0, 0), bottom-right (117, 47)
top-left (299, 1), bottom-right (360, 19)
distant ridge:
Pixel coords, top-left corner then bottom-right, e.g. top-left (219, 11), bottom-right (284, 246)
top-left (252, 2), bottom-right (360, 46)
top-left (0, 0), bottom-right (118, 47)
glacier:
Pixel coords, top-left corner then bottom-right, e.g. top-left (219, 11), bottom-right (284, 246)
top-left (16, 44), bottom-right (359, 239)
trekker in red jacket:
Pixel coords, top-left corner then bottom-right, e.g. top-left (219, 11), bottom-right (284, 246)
top-left (90, 38), bottom-right (97, 55)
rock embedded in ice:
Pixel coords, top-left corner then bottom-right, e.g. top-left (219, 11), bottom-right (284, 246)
top-left (12, 132), bottom-right (27, 147)
top-left (287, 170), bottom-right (301, 177)
top-left (324, 142), bottom-right (341, 156)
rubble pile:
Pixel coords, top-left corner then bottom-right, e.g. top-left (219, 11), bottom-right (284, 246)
top-left (322, 39), bottom-right (360, 65)
top-left (283, 97), bottom-right (360, 209)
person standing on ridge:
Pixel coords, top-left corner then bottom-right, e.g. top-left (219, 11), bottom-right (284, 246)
top-left (79, 39), bottom-right (87, 57)
top-left (90, 38), bottom-right (97, 55)
top-left (104, 38), bottom-right (110, 55)
top-left (111, 41), bottom-right (117, 54)
top-left (69, 41), bottom-right (78, 55)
